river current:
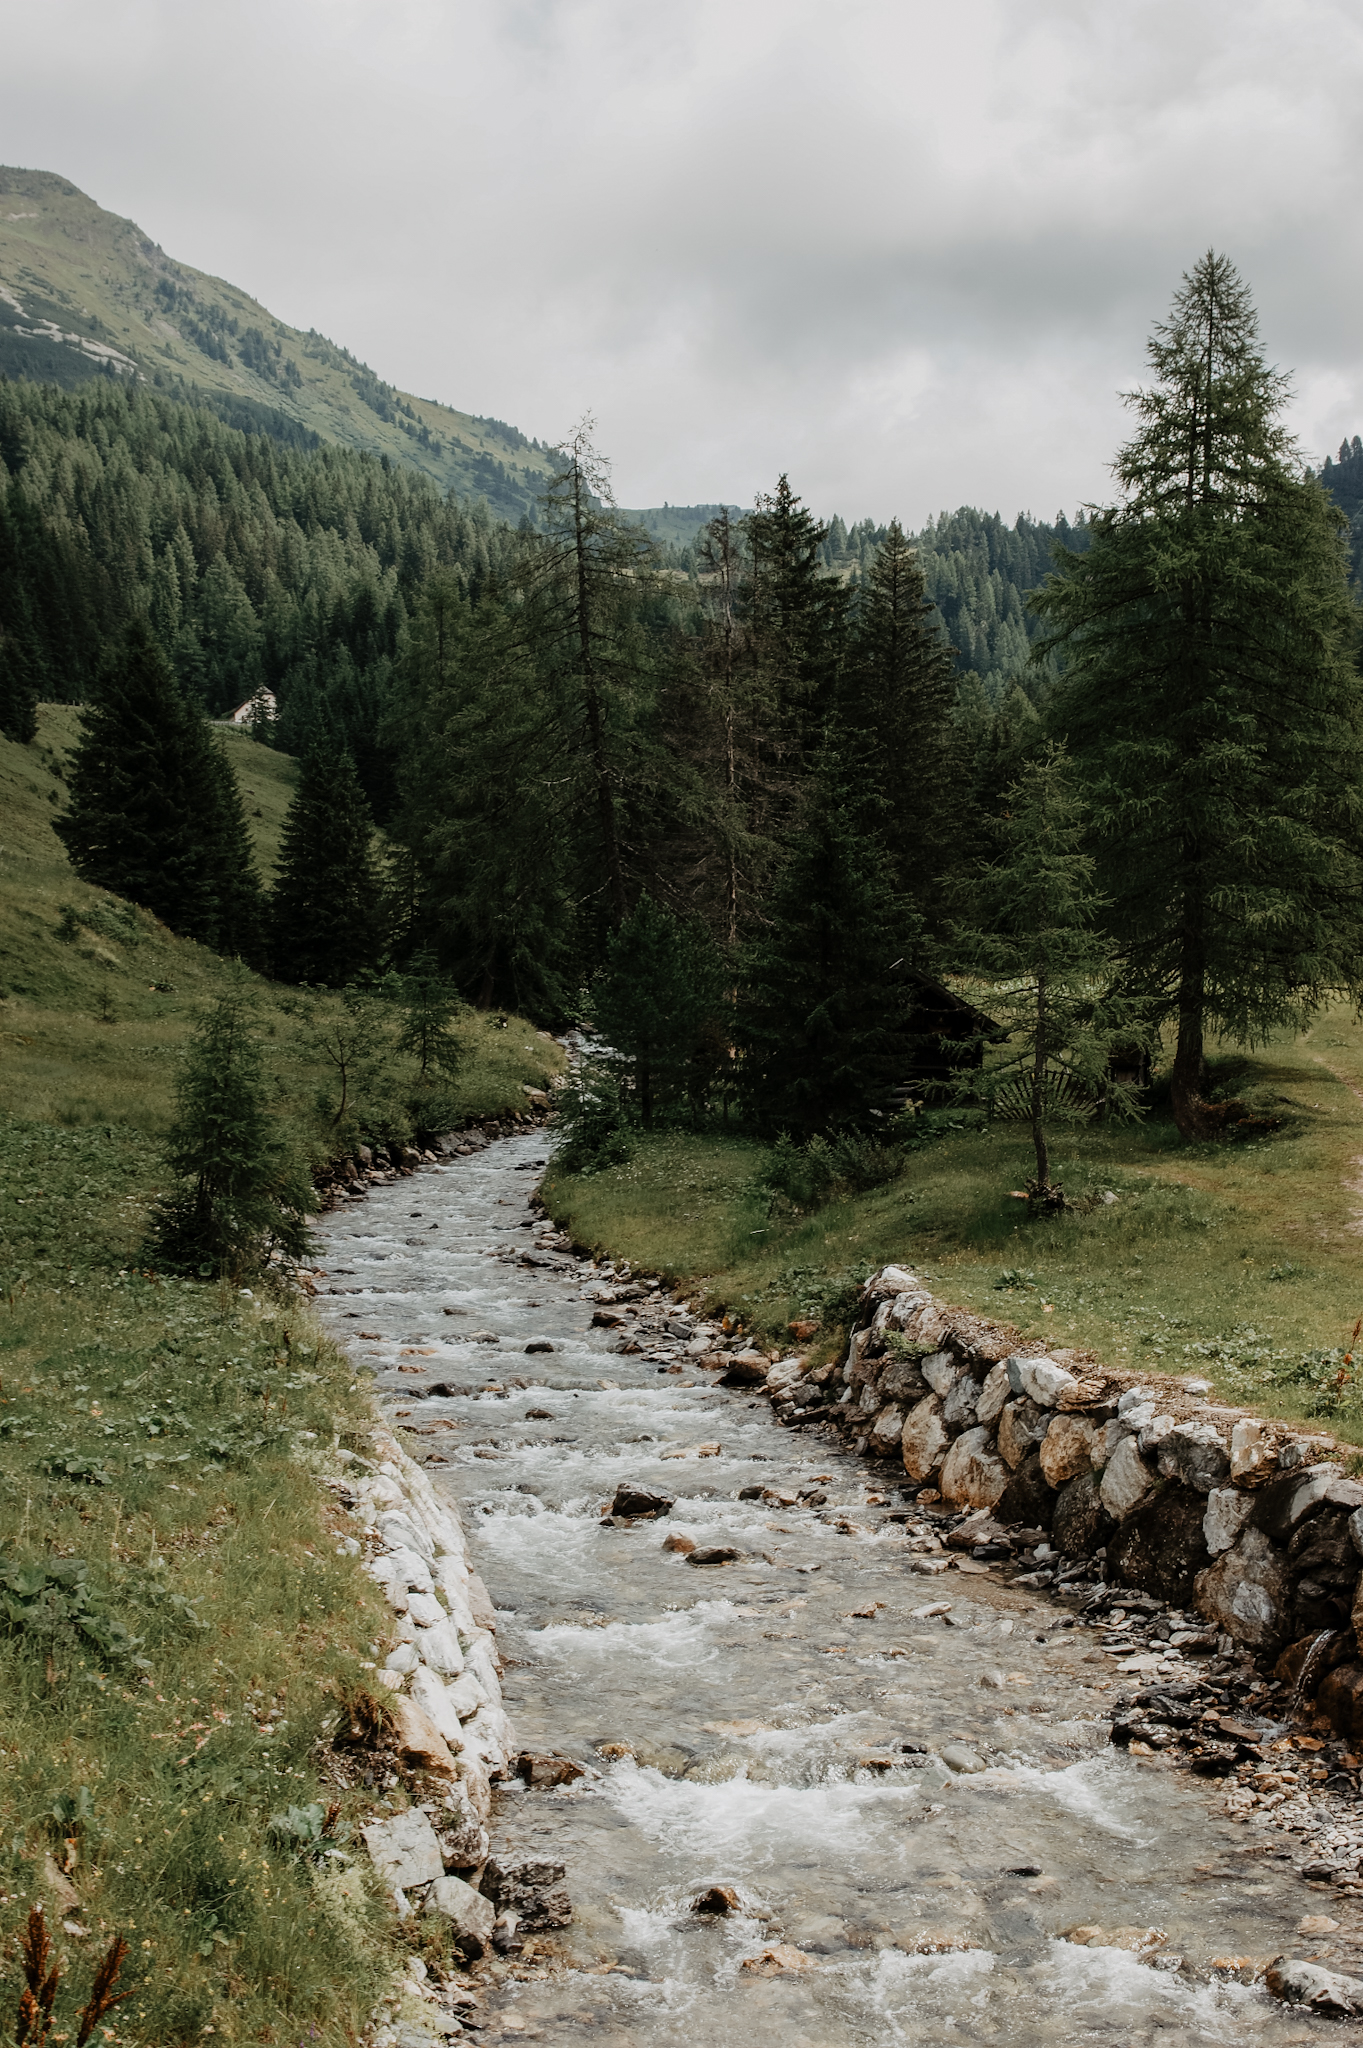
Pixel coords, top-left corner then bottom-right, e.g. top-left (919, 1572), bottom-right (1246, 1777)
top-left (316, 1130), bottom-right (1337, 2046)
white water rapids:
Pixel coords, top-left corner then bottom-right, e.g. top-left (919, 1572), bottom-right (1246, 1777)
top-left (316, 1131), bottom-right (1334, 2045)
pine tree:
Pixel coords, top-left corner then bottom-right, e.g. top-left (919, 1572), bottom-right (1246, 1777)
top-left (951, 744), bottom-right (1141, 1206)
top-left (1037, 252), bottom-right (1363, 1140)
top-left (589, 896), bottom-right (723, 1125)
top-left (736, 784), bottom-right (926, 1136)
top-left (145, 977), bottom-right (315, 1279)
top-left (270, 748), bottom-right (384, 985)
top-left (55, 617), bottom-right (262, 949)
top-left (205, 739), bottom-right (266, 961)
top-left (395, 953), bottom-right (465, 1079)
top-left (842, 518), bottom-right (957, 912)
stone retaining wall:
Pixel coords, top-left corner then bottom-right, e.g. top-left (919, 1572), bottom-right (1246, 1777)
top-left (752, 1263), bottom-right (1363, 1726)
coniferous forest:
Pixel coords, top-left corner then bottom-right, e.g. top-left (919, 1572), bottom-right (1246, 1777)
top-left (9, 251), bottom-right (1363, 1178)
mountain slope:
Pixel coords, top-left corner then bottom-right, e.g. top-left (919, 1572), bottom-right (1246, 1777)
top-left (0, 166), bottom-right (558, 522)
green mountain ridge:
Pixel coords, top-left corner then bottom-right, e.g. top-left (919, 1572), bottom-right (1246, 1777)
top-left (0, 165), bottom-right (562, 523)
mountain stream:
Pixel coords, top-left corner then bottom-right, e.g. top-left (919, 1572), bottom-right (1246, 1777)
top-left (316, 1130), bottom-right (1342, 2045)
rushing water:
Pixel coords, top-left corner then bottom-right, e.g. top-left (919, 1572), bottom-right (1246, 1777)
top-left (316, 1132), bottom-right (1338, 2045)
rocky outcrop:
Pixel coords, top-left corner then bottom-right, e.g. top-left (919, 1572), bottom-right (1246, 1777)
top-left (755, 1260), bottom-right (1363, 1725)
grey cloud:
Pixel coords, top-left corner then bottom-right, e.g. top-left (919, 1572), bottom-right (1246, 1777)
top-left (2, 0), bottom-right (1361, 523)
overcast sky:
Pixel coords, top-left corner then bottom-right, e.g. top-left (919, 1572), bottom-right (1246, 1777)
top-left (4, 0), bottom-right (1362, 525)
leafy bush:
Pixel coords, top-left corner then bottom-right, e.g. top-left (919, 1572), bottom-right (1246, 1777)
top-left (755, 1129), bottom-right (907, 1214)
top-left (552, 1055), bottom-right (634, 1174)
top-left (0, 1555), bottom-right (142, 1662)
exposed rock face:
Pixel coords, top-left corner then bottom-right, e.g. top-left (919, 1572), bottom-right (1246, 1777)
top-left (901, 1395), bottom-right (950, 1484)
top-left (938, 1427), bottom-right (1009, 1510)
top-left (1195, 1525), bottom-right (1292, 1651)
top-left (995, 1449), bottom-right (1055, 1529)
top-left (1107, 1484), bottom-right (1210, 1606)
top-left (1317, 1663), bottom-right (1363, 1740)
top-left (1051, 1470), bottom-right (1111, 1556)
top-left (941, 1374), bottom-right (980, 1432)
top-left (976, 1362), bottom-right (1011, 1428)
top-left (362, 1809), bottom-right (445, 1892)
top-left (998, 1397), bottom-right (1050, 1470)
top-left (1039, 1414), bottom-right (1100, 1488)
top-left (1265, 1958), bottom-right (1363, 2014)
top-left (1099, 1437), bottom-right (1158, 1520)
top-left (1254, 1466), bottom-right (1359, 1544)
top-left (868, 1403), bottom-right (907, 1455)
top-left (1006, 1355), bottom-right (1079, 1407)
top-left (610, 1482), bottom-right (674, 1518)
top-left (1229, 1417), bottom-right (1278, 1487)
top-left (1155, 1422), bottom-right (1230, 1493)
top-left (921, 1352), bottom-right (961, 1398)
top-left (1203, 1487), bottom-right (1255, 1557)
top-left (425, 1874), bottom-right (496, 1953)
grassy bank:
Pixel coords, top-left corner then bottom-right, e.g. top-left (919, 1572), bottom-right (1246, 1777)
top-left (0, 1118), bottom-right (398, 2045)
top-left (0, 707), bottom-right (561, 1143)
top-left (544, 1010), bottom-right (1363, 1446)
top-left (0, 712), bottom-right (565, 2042)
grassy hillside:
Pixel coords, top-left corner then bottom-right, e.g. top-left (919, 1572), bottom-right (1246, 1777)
top-left (0, 706), bottom-right (561, 1137)
top-left (0, 167), bottom-right (558, 524)
top-left (545, 1025), bottom-right (1363, 1448)
top-left (0, 712), bottom-right (566, 2041)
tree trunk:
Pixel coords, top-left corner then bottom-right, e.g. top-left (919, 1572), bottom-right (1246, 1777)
top-left (1171, 843), bottom-right (1215, 1139)
top-left (571, 460), bottom-right (627, 923)
top-left (1030, 971), bottom-right (1050, 1192)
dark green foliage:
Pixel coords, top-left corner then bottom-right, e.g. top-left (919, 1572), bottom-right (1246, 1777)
top-left (551, 1053), bottom-right (635, 1175)
top-left (304, 987), bottom-right (395, 1132)
top-left (0, 377), bottom-right (514, 798)
top-left (737, 791), bottom-right (926, 1136)
top-left (755, 1128), bottom-right (906, 1214)
top-left (1038, 252), bottom-right (1363, 1140)
top-left (144, 981), bottom-right (315, 1279)
top-left (950, 743), bottom-right (1142, 1201)
top-left (394, 953), bottom-right (465, 1079)
top-left (0, 1555), bottom-right (141, 1663)
top-left (54, 619), bottom-right (264, 952)
top-left (270, 749), bottom-right (384, 986)
top-left (842, 519), bottom-right (956, 914)
top-left (588, 895), bottom-right (723, 1125)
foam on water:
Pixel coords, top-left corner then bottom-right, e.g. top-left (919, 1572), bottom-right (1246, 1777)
top-left (316, 1133), bottom-right (1328, 2046)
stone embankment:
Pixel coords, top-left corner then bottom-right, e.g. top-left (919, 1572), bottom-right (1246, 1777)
top-left (719, 1262), bottom-right (1363, 1717)
top-left (323, 1420), bottom-right (571, 2041)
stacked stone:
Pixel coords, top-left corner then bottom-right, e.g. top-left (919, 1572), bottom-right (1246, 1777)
top-left (759, 1263), bottom-right (1363, 1727)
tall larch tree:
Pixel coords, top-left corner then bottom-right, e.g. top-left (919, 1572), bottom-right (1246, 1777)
top-left (1038, 251), bottom-right (1363, 1139)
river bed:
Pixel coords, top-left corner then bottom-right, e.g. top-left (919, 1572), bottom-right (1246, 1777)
top-left (315, 1130), bottom-right (1347, 2045)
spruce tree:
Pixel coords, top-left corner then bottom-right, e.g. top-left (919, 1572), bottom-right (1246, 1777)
top-left (395, 953), bottom-right (465, 1080)
top-left (1037, 252), bottom-right (1363, 1140)
top-left (145, 977), bottom-right (315, 1279)
top-left (55, 617), bottom-right (262, 950)
top-left (951, 744), bottom-right (1141, 1206)
top-left (842, 519), bottom-right (956, 912)
top-left (589, 896), bottom-right (723, 1125)
top-left (736, 785), bottom-right (925, 1136)
top-left (270, 748), bottom-right (384, 986)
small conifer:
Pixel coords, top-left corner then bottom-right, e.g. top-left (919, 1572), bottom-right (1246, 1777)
top-left (145, 978), bottom-right (314, 1278)
top-left (271, 748), bottom-right (384, 985)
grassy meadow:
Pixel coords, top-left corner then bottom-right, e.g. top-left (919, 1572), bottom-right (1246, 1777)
top-left (544, 1021), bottom-right (1363, 1448)
top-left (0, 710), bottom-right (564, 2044)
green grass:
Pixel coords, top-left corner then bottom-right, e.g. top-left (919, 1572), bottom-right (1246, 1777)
top-left (0, 1118), bottom-right (398, 2046)
top-left (0, 707), bottom-right (561, 1144)
top-left (0, 713), bottom-right (566, 2043)
top-left (544, 1018), bottom-right (1363, 1446)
